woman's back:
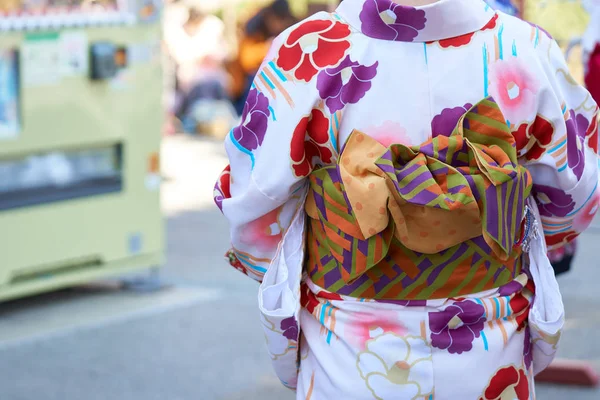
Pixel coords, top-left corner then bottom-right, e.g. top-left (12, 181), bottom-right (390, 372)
top-left (214, 0), bottom-right (599, 398)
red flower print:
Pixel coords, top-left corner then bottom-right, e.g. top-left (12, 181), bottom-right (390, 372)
top-left (586, 107), bottom-right (599, 153)
top-left (513, 115), bottom-right (554, 161)
top-left (301, 283), bottom-right (320, 314)
top-left (226, 250), bottom-right (249, 276)
top-left (479, 365), bottom-right (530, 400)
top-left (291, 109), bottom-right (333, 177)
top-left (509, 279), bottom-right (535, 332)
top-left (546, 230), bottom-right (579, 249)
top-left (301, 283), bottom-right (342, 315)
top-left (277, 19), bottom-right (351, 82)
top-left (436, 14), bottom-right (499, 49)
top-left (214, 165), bottom-right (231, 212)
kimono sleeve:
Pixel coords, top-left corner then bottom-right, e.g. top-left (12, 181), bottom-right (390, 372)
top-left (521, 39), bottom-right (599, 250)
top-left (213, 31), bottom-right (328, 282)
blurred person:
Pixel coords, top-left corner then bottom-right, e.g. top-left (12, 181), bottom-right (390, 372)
top-left (163, 5), bottom-right (232, 132)
top-left (228, 0), bottom-right (297, 115)
top-left (214, 0), bottom-right (599, 398)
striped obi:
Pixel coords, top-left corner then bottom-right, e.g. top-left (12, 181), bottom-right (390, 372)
top-left (305, 97), bottom-right (534, 301)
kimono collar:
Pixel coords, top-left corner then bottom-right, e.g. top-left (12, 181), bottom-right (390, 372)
top-left (336, 0), bottom-right (497, 42)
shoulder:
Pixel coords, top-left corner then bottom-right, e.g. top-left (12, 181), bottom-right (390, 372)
top-left (494, 12), bottom-right (560, 71)
top-left (497, 11), bottom-right (553, 42)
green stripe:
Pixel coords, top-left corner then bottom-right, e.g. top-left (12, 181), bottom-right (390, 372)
top-left (417, 252), bottom-right (470, 298)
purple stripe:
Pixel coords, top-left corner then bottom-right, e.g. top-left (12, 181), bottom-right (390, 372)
top-left (448, 184), bottom-right (467, 195)
top-left (397, 170), bottom-right (431, 195)
top-left (377, 299), bottom-right (427, 307)
top-left (395, 163), bottom-right (421, 182)
top-left (372, 264), bottom-right (402, 294)
top-left (425, 243), bottom-right (470, 286)
top-left (471, 251), bottom-right (483, 267)
top-left (472, 236), bottom-right (492, 253)
top-left (432, 165), bottom-right (449, 176)
top-left (336, 272), bottom-right (371, 295)
top-left (341, 232), bottom-right (354, 275)
top-left (406, 187), bottom-right (439, 206)
top-left (452, 147), bottom-right (469, 167)
top-left (322, 261), bottom-right (342, 288)
top-left (505, 179), bottom-right (518, 250)
top-left (492, 265), bottom-right (507, 282)
top-left (357, 237), bottom-right (369, 256)
top-left (313, 192), bottom-right (327, 216)
top-left (485, 184), bottom-right (500, 243)
top-left (462, 173), bottom-right (480, 202)
top-left (419, 142), bottom-right (435, 157)
top-left (329, 166), bottom-right (343, 184)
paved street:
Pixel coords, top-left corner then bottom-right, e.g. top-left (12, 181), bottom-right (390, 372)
top-left (1, 135), bottom-right (599, 400)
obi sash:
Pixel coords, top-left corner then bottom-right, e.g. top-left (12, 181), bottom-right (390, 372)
top-left (305, 98), bottom-right (533, 300)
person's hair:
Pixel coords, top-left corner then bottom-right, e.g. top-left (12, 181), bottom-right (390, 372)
top-left (263, 0), bottom-right (294, 19)
top-left (187, 7), bottom-right (205, 24)
top-left (245, 0), bottom-right (296, 39)
top-left (267, 0), bottom-right (292, 18)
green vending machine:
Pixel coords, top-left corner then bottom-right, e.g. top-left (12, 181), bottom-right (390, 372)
top-left (0, 0), bottom-right (164, 302)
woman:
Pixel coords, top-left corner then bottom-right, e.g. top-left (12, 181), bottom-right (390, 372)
top-left (164, 7), bottom-right (231, 131)
top-left (215, 0), bottom-right (599, 398)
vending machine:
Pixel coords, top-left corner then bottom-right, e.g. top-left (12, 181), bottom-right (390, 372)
top-left (0, 0), bottom-right (164, 302)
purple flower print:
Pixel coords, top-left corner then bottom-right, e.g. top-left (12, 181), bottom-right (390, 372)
top-left (498, 279), bottom-right (524, 297)
top-left (317, 57), bottom-right (378, 114)
top-left (431, 103), bottom-right (473, 137)
top-left (429, 300), bottom-right (486, 354)
top-left (524, 325), bottom-right (533, 370)
top-left (232, 88), bottom-right (270, 151)
top-left (533, 184), bottom-right (575, 218)
top-left (281, 317), bottom-right (299, 341)
top-left (359, 0), bottom-right (426, 42)
top-left (566, 110), bottom-right (589, 180)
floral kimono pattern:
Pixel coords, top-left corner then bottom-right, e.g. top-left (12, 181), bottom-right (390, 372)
top-left (215, 0), bottom-right (599, 398)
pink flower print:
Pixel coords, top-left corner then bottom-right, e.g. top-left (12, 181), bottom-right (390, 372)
top-left (317, 56), bottom-right (378, 114)
top-left (429, 300), bottom-right (486, 354)
top-left (346, 311), bottom-right (406, 350)
top-left (431, 103), bottom-right (473, 138)
top-left (533, 184), bottom-right (575, 218)
top-left (359, 0), bottom-right (426, 42)
top-left (232, 88), bottom-right (270, 151)
top-left (239, 209), bottom-right (282, 252)
top-left (281, 317), bottom-right (299, 341)
top-left (489, 58), bottom-right (539, 125)
top-left (366, 120), bottom-right (411, 147)
top-left (573, 189), bottom-right (600, 232)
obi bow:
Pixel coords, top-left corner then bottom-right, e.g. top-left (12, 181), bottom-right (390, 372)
top-left (306, 97), bottom-right (532, 284)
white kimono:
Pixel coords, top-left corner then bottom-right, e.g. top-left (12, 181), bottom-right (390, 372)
top-left (214, 0), bottom-right (599, 399)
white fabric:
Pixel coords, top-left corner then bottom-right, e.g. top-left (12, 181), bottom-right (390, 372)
top-left (526, 198), bottom-right (566, 376)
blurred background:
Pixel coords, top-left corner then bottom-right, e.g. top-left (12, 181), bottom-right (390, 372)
top-left (0, 0), bottom-right (599, 399)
